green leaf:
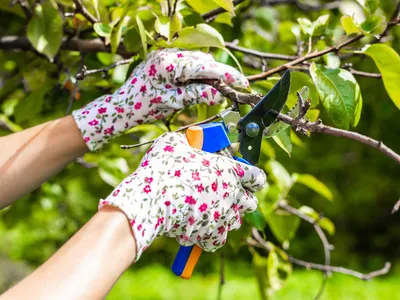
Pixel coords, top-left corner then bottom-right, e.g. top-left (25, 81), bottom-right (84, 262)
top-left (364, 0), bottom-right (379, 14)
top-left (297, 14), bottom-right (329, 36)
top-left (14, 87), bottom-right (50, 123)
top-left (272, 127), bottom-right (292, 156)
top-left (214, 12), bottom-right (233, 26)
top-left (111, 16), bottom-right (130, 54)
top-left (172, 23), bottom-right (225, 49)
top-left (169, 13), bottom-right (182, 40)
top-left (253, 252), bottom-right (269, 300)
top-left (93, 23), bottom-right (112, 37)
top-left (298, 206), bottom-right (335, 235)
top-left (27, 3), bottom-right (63, 61)
top-left (98, 157), bottom-right (129, 187)
top-left (341, 15), bottom-right (361, 35)
top-left (155, 16), bottom-right (170, 39)
top-left (245, 209), bottom-right (266, 231)
top-left (292, 173), bottom-right (333, 201)
top-left (287, 71), bottom-right (319, 108)
top-left (265, 160), bottom-right (293, 189)
top-left (211, 0), bottom-right (234, 13)
top-left (309, 63), bottom-right (363, 129)
top-left (267, 209), bottom-right (300, 243)
top-left (361, 44), bottom-right (400, 109)
top-left (267, 249), bottom-right (292, 291)
top-left (359, 15), bottom-right (386, 36)
top-left (124, 28), bottom-right (141, 52)
top-left (136, 14), bottom-right (148, 58)
top-left (186, 0), bottom-right (218, 14)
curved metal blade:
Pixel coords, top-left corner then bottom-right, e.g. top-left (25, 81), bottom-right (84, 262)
top-left (238, 70), bottom-right (291, 164)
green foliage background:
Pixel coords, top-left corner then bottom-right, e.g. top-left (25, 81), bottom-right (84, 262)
top-left (1, 0), bottom-right (400, 298)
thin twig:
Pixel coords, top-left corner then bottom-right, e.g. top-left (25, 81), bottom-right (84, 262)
top-left (76, 58), bottom-right (134, 80)
top-left (286, 65), bottom-right (382, 79)
top-left (224, 42), bottom-right (298, 61)
top-left (216, 252), bottom-right (225, 300)
top-left (392, 198), bottom-right (400, 215)
top-left (246, 19), bottom-right (400, 81)
top-left (262, 0), bottom-right (341, 12)
top-left (201, 0), bottom-right (245, 22)
top-left (72, 0), bottom-right (99, 24)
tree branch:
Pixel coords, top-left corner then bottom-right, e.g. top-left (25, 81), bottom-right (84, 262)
top-left (262, 0), bottom-right (341, 12)
top-left (246, 19), bottom-right (400, 81)
top-left (201, 0), bottom-right (245, 22)
top-left (76, 58), bottom-right (134, 80)
top-left (72, 0), bottom-right (99, 24)
top-left (225, 42), bottom-right (298, 61)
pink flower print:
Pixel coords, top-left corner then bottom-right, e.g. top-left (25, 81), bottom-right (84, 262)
top-left (143, 185), bottom-right (151, 193)
top-left (162, 189), bottom-right (166, 195)
top-left (197, 184), bottom-right (204, 193)
top-left (218, 226), bottom-right (225, 235)
top-left (130, 219), bottom-right (136, 226)
top-left (211, 88), bottom-right (217, 95)
top-left (98, 107), bottom-right (107, 114)
top-left (145, 177), bottom-right (153, 184)
top-left (181, 235), bottom-right (189, 242)
top-left (101, 200), bottom-right (109, 206)
top-left (192, 172), bottom-right (200, 180)
top-left (174, 170), bottom-right (181, 177)
top-left (163, 145), bottom-right (174, 152)
top-left (142, 231), bottom-right (145, 237)
top-left (147, 146), bottom-right (154, 153)
top-left (115, 107), bottom-right (124, 113)
top-left (137, 120), bottom-right (143, 124)
top-left (82, 110), bottom-right (89, 115)
top-left (183, 157), bottom-right (189, 163)
top-left (131, 77), bottom-right (137, 84)
top-left (88, 119), bottom-right (98, 126)
top-left (164, 201), bottom-right (171, 206)
top-left (166, 64), bottom-right (174, 72)
top-left (113, 189), bottom-right (120, 197)
top-left (209, 101), bottom-right (216, 105)
top-left (140, 85), bottom-right (147, 93)
top-left (223, 182), bottom-right (228, 189)
top-left (137, 224), bottom-right (142, 231)
top-left (201, 66), bottom-right (205, 70)
top-left (148, 64), bottom-right (157, 76)
top-left (148, 109), bottom-right (157, 116)
top-left (119, 91), bottom-right (125, 95)
top-left (211, 182), bottom-right (218, 192)
top-left (150, 96), bottom-right (162, 104)
top-left (104, 126), bottom-right (114, 135)
top-left (141, 160), bottom-right (149, 167)
top-left (134, 102), bottom-right (142, 110)
top-left (177, 53), bottom-right (183, 58)
top-left (177, 88), bottom-right (182, 95)
top-left (201, 91), bottom-right (208, 98)
top-left (190, 153), bottom-right (196, 159)
top-left (225, 72), bottom-right (234, 83)
top-left (165, 84), bottom-right (172, 89)
top-left (197, 235), bottom-right (201, 241)
top-left (105, 96), bottom-right (112, 102)
top-left (155, 114), bottom-right (164, 120)
top-left (202, 159), bottom-right (210, 167)
top-left (216, 170), bottom-right (222, 176)
top-left (172, 208), bottom-right (177, 214)
top-left (223, 192), bottom-right (229, 198)
top-left (84, 137), bottom-right (90, 143)
top-left (185, 196), bottom-right (196, 205)
top-left (155, 217), bottom-right (164, 229)
top-left (199, 203), bottom-right (208, 212)
top-left (234, 164), bottom-right (245, 177)
top-left (214, 211), bottom-right (220, 221)
top-left (174, 223), bottom-right (180, 228)
top-left (188, 216), bottom-right (195, 225)
top-left (231, 204), bottom-right (239, 212)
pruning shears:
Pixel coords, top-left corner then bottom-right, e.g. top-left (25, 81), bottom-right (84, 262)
top-left (172, 70), bottom-right (291, 279)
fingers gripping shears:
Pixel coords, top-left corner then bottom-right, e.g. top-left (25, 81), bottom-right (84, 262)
top-left (172, 70), bottom-right (291, 279)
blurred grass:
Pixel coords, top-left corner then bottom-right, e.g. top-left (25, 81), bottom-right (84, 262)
top-left (107, 265), bottom-right (400, 300)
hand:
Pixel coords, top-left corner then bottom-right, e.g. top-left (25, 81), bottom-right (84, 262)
top-left (99, 132), bottom-right (266, 261)
top-left (72, 48), bottom-right (249, 151)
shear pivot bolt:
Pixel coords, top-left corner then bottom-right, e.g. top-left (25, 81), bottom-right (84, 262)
top-left (245, 122), bottom-right (260, 137)
top-left (227, 123), bottom-right (237, 133)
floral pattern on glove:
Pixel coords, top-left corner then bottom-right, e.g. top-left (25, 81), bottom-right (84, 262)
top-left (72, 48), bottom-right (249, 151)
top-left (99, 132), bottom-right (266, 262)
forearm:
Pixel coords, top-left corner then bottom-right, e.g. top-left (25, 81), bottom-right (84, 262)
top-left (0, 116), bottom-right (88, 207)
top-left (1, 206), bottom-right (136, 300)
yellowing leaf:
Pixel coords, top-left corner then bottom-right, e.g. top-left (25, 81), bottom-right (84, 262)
top-left (298, 206), bottom-right (335, 235)
top-left (211, 0), bottom-right (234, 13)
top-left (341, 15), bottom-right (360, 35)
top-left (272, 127), bottom-right (292, 156)
top-left (362, 44), bottom-right (400, 109)
top-left (136, 14), bottom-right (148, 58)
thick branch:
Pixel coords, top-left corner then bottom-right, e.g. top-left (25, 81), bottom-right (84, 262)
top-left (72, 0), bottom-right (99, 24)
top-left (0, 36), bottom-right (133, 58)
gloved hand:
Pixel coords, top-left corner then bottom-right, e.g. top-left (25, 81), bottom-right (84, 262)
top-left (72, 48), bottom-right (249, 151)
top-left (99, 132), bottom-right (266, 261)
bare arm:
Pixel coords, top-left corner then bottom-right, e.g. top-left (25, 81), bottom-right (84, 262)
top-left (0, 116), bottom-right (88, 207)
top-left (0, 206), bottom-right (136, 300)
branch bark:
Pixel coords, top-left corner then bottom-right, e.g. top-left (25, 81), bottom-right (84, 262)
top-left (72, 0), bottom-right (99, 24)
top-left (262, 0), bottom-right (341, 12)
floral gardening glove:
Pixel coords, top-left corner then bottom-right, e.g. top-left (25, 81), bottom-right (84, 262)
top-left (99, 132), bottom-right (266, 261)
top-left (72, 48), bottom-right (249, 151)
